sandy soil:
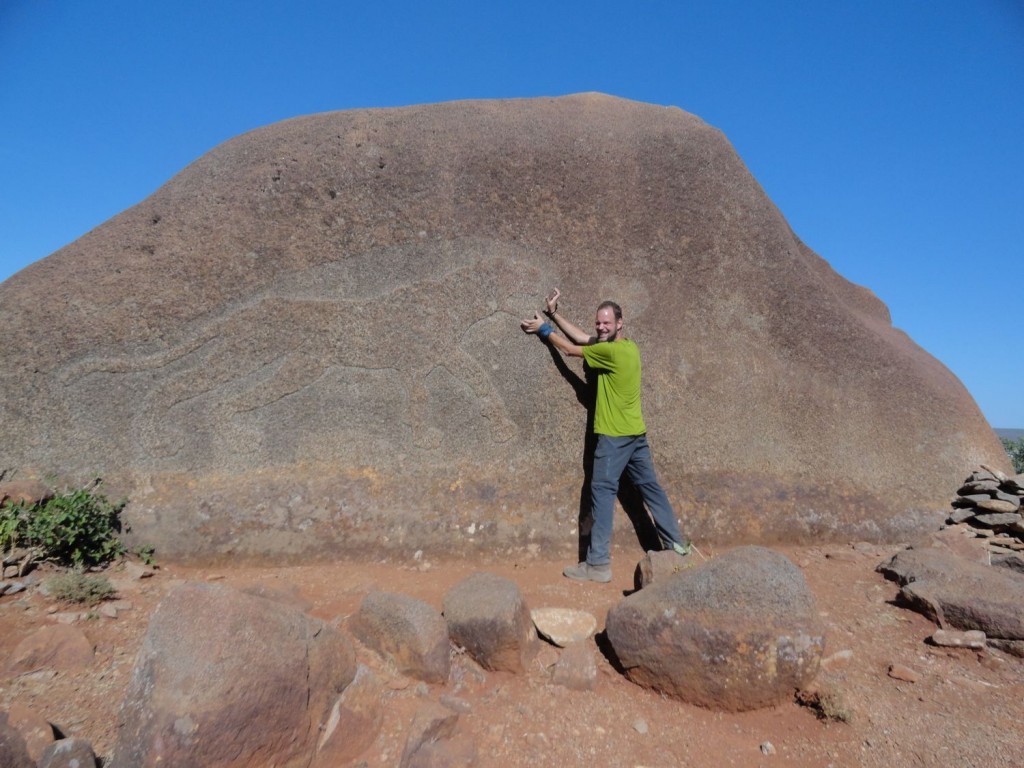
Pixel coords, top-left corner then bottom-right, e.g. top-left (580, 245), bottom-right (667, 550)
top-left (2, 539), bottom-right (1023, 767)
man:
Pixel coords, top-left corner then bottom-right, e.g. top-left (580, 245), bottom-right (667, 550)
top-left (521, 288), bottom-right (691, 583)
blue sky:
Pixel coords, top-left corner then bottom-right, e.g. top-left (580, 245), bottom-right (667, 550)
top-left (2, 1), bottom-right (1022, 426)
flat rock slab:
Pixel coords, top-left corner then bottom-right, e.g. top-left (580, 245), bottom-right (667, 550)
top-left (878, 548), bottom-right (1024, 640)
top-left (530, 607), bottom-right (597, 647)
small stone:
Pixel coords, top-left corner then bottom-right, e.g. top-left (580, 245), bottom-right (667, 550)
top-left (760, 741), bottom-right (777, 755)
top-left (946, 508), bottom-right (976, 524)
top-left (887, 664), bottom-right (919, 683)
top-left (974, 501), bottom-right (1019, 516)
top-left (632, 719), bottom-right (649, 735)
top-left (0, 581), bottom-right (27, 596)
top-left (824, 549), bottom-right (858, 563)
top-left (960, 479), bottom-right (1000, 494)
top-left (439, 695), bottom-right (472, 714)
top-left (551, 641), bottom-right (597, 692)
top-left (531, 607), bottom-right (597, 647)
top-left (820, 649), bottom-right (854, 669)
top-left (989, 538), bottom-right (1024, 551)
top-left (993, 491), bottom-right (1021, 508)
top-left (930, 629), bottom-right (986, 649)
top-left (533, 645), bottom-right (560, 670)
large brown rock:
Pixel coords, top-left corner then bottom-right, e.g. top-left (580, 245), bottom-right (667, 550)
top-left (108, 581), bottom-right (356, 768)
top-left (0, 94), bottom-right (1007, 559)
top-left (605, 546), bottom-right (825, 711)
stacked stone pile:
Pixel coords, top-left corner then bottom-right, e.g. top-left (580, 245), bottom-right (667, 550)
top-left (947, 467), bottom-right (1024, 552)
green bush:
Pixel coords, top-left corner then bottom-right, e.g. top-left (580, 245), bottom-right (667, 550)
top-left (1, 482), bottom-right (126, 567)
top-left (1002, 437), bottom-right (1024, 474)
top-left (46, 571), bottom-right (117, 605)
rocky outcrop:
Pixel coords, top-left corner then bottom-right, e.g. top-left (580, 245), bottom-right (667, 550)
top-left (606, 546), bottom-right (825, 711)
top-left (0, 94), bottom-right (1008, 559)
top-left (109, 582), bottom-right (356, 768)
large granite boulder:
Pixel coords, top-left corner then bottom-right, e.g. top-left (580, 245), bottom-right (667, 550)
top-left (109, 581), bottom-right (356, 768)
top-left (0, 94), bottom-right (1007, 559)
top-left (605, 546), bottom-right (825, 711)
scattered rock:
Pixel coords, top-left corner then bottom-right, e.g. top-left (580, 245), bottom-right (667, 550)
top-left (4, 704), bottom-right (56, 763)
top-left (531, 607), bottom-right (597, 647)
top-left (398, 701), bottom-right (473, 768)
top-left (974, 510), bottom-right (1020, 526)
top-left (0, 714), bottom-right (34, 768)
top-left (633, 719), bottom-right (649, 735)
top-left (443, 572), bottom-right (539, 674)
top-left (349, 590), bottom-right (451, 683)
top-left (879, 548), bottom-right (1024, 640)
top-left (636, 549), bottom-right (695, 588)
top-left (929, 629), bottom-right (986, 649)
top-left (760, 741), bottom-right (777, 755)
top-left (0, 580), bottom-right (27, 596)
top-left (551, 641), bottom-right (598, 692)
top-left (992, 553), bottom-right (1024, 575)
top-left (887, 664), bottom-right (919, 683)
top-left (38, 737), bottom-right (98, 768)
top-left (820, 649), bottom-right (854, 670)
top-left (439, 695), bottom-right (473, 714)
top-left (0, 479), bottom-right (53, 507)
top-left (606, 546), bottom-right (825, 711)
top-left (5, 624), bottom-right (95, 675)
top-left (314, 665), bottom-right (383, 767)
top-left (108, 581), bottom-right (356, 768)
top-left (987, 639), bottom-right (1024, 658)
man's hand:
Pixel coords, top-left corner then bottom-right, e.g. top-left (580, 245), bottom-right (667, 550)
top-left (520, 312), bottom-right (546, 334)
top-left (545, 288), bottom-right (561, 315)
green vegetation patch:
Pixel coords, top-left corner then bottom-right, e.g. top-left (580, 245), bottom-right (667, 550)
top-left (1002, 437), bottom-right (1024, 474)
top-left (1, 481), bottom-right (126, 568)
top-left (46, 571), bottom-right (116, 605)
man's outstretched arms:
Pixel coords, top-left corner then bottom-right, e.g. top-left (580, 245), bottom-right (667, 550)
top-left (521, 310), bottom-right (585, 358)
top-left (543, 288), bottom-right (593, 345)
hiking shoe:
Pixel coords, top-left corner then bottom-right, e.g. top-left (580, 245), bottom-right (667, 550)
top-left (563, 562), bottom-right (612, 583)
top-left (668, 540), bottom-right (692, 557)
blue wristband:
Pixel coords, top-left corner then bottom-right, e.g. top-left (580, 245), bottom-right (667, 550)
top-left (538, 322), bottom-right (554, 340)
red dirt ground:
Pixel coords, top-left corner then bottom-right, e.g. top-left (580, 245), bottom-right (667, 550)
top-left (2, 539), bottom-right (1023, 767)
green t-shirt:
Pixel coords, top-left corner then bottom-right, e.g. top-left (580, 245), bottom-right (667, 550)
top-left (581, 338), bottom-right (646, 436)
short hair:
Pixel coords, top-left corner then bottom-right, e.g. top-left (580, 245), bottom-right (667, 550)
top-left (596, 300), bottom-right (622, 321)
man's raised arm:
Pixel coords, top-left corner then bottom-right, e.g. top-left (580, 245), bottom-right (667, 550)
top-left (521, 310), bottom-right (585, 358)
top-left (543, 288), bottom-right (594, 345)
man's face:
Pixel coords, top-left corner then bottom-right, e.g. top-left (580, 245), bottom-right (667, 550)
top-left (594, 307), bottom-right (622, 342)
